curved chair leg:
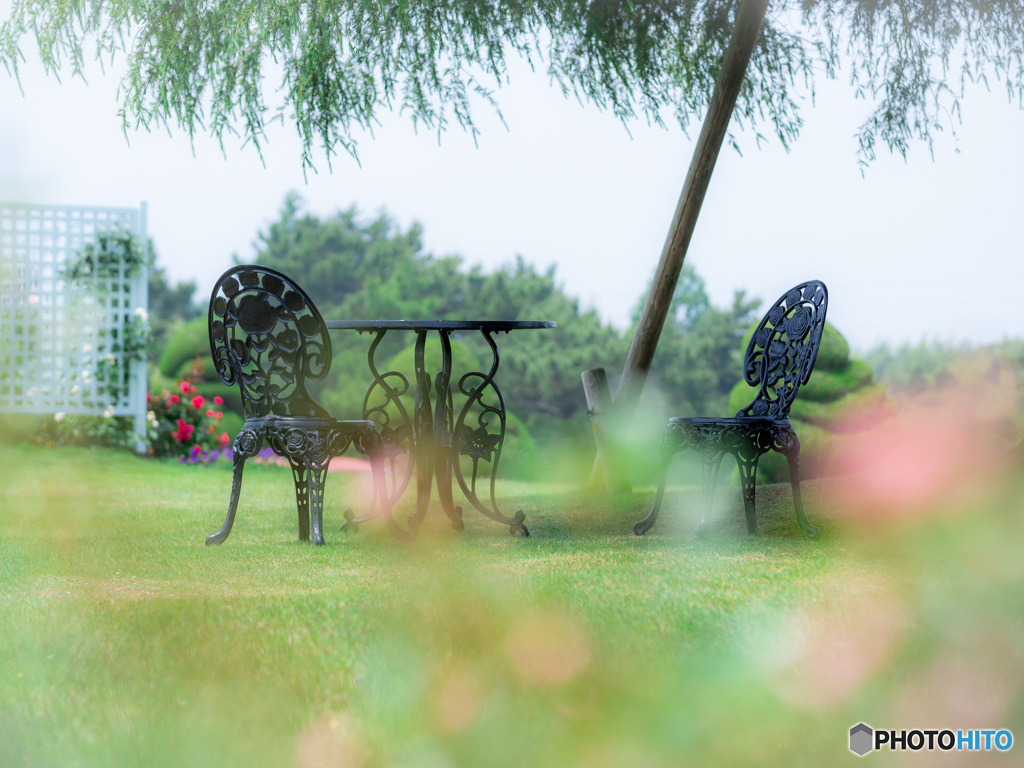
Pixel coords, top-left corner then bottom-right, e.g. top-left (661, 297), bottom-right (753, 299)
top-left (736, 453), bottom-right (760, 536)
top-left (693, 455), bottom-right (724, 540)
top-left (633, 446), bottom-right (676, 536)
top-left (288, 457), bottom-right (311, 542)
top-left (206, 455), bottom-right (246, 545)
top-left (779, 437), bottom-right (819, 539)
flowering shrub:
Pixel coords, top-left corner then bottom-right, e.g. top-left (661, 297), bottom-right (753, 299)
top-left (149, 380), bottom-right (231, 463)
top-left (28, 409), bottom-right (141, 450)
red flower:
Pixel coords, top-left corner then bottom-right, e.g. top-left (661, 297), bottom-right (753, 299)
top-left (217, 432), bottom-right (231, 448)
top-left (208, 425), bottom-right (216, 434)
top-left (206, 409), bottom-right (215, 418)
top-left (192, 395), bottom-right (204, 409)
top-left (172, 418), bottom-right (195, 442)
top-left (213, 396), bottom-right (224, 405)
top-left (215, 412), bottom-right (223, 419)
top-left (180, 381), bottom-right (190, 394)
top-left (170, 395), bottom-right (180, 405)
top-left (190, 444), bottom-right (203, 457)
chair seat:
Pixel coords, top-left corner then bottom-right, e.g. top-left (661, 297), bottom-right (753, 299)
top-left (242, 416), bottom-right (376, 430)
top-left (668, 416), bottom-right (791, 427)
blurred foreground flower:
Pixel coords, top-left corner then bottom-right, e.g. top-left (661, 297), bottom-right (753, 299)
top-left (432, 663), bottom-right (485, 734)
top-left (294, 712), bottom-right (366, 768)
top-left (896, 620), bottom-right (1024, 730)
top-left (505, 609), bottom-right (591, 687)
top-left (832, 370), bottom-right (1019, 525)
top-left (763, 578), bottom-right (905, 708)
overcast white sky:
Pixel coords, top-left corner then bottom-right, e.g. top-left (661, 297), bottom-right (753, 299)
top-left (2, 21), bottom-right (1023, 352)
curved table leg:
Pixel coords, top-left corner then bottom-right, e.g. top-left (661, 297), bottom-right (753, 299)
top-left (409, 330), bottom-right (434, 532)
top-left (452, 331), bottom-right (528, 537)
top-left (433, 330), bottom-right (465, 530)
top-left (343, 329), bottom-right (415, 531)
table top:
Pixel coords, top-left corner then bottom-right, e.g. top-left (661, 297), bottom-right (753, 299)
top-left (326, 320), bottom-right (556, 332)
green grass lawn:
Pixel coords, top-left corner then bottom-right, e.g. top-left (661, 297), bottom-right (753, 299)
top-left (1, 445), bottom-right (1022, 767)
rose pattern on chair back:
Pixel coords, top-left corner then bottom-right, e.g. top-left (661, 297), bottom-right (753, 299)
top-left (735, 280), bottom-right (828, 419)
top-left (208, 266), bottom-right (332, 419)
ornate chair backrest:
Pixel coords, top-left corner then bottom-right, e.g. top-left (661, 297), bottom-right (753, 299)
top-left (735, 280), bottom-right (828, 420)
top-left (208, 266), bottom-right (332, 419)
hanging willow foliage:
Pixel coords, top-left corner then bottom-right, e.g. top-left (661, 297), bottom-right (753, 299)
top-left (1, 1), bottom-right (1022, 169)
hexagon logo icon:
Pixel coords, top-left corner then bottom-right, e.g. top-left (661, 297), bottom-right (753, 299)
top-left (850, 723), bottom-right (874, 756)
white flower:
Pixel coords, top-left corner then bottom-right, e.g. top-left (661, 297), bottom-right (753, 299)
top-left (81, 371), bottom-right (92, 382)
top-left (103, 353), bottom-right (117, 365)
top-left (147, 410), bottom-right (157, 422)
top-left (103, 406), bottom-right (115, 419)
top-left (134, 307), bottom-right (148, 323)
top-left (82, 344), bottom-right (92, 354)
top-left (69, 386), bottom-right (79, 396)
top-left (54, 412), bottom-right (66, 422)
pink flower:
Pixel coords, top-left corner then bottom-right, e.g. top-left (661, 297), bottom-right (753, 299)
top-left (192, 395), bottom-right (204, 409)
top-left (217, 432), bottom-right (230, 448)
top-left (169, 395), bottom-right (180, 405)
top-left (213, 396), bottom-right (224, 405)
top-left (190, 444), bottom-right (203, 457)
top-left (180, 381), bottom-right (190, 394)
top-left (215, 412), bottom-right (223, 419)
top-left (206, 409), bottom-right (215, 418)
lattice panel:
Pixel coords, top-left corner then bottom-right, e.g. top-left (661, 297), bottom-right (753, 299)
top-left (0, 203), bottom-right (148, 417)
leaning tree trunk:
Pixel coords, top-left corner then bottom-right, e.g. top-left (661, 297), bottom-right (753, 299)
top-left (591, 0), bottom-right (770, 484)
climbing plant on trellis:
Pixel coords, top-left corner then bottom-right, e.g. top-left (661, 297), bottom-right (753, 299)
top-left (0, 203), bottom-right (149, 448)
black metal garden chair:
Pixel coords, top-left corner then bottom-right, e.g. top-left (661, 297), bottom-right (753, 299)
top-left (634, 280), bottom-right (828, 540)
top-left (204, 266), bottom-right (407, 546)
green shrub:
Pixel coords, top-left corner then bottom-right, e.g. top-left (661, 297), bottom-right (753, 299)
top-left (813, 322), bottom-right (851, 371)
top-left (159, 318), bottom-right (211, 379)
top-left (793, 359), bottom-right (874, 403)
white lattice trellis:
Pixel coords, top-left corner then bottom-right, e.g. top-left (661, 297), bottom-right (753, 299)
top-left (0, 202), bottom-right (149, 448)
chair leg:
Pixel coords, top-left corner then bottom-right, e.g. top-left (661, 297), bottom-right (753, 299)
top-left (288, 457), bottom-right (311, 542)
top-left (736, 453), bottom-right (760, 536)
top-left (633, 443), bottom-right (679, 536)
top-left (693, 455), bottom-right (724, 540)
top-left (307, 464), bottom-right (328, 546)
top-left (778, 435), bottom-right (819, 539)
top-left (206, 455), bottom-right (246, 546)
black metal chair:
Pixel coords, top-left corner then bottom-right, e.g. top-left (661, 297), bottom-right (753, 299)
top-left (204, 266), bottom-right (407, 546)
top-left (634, 280), bottom-right (828, 540)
